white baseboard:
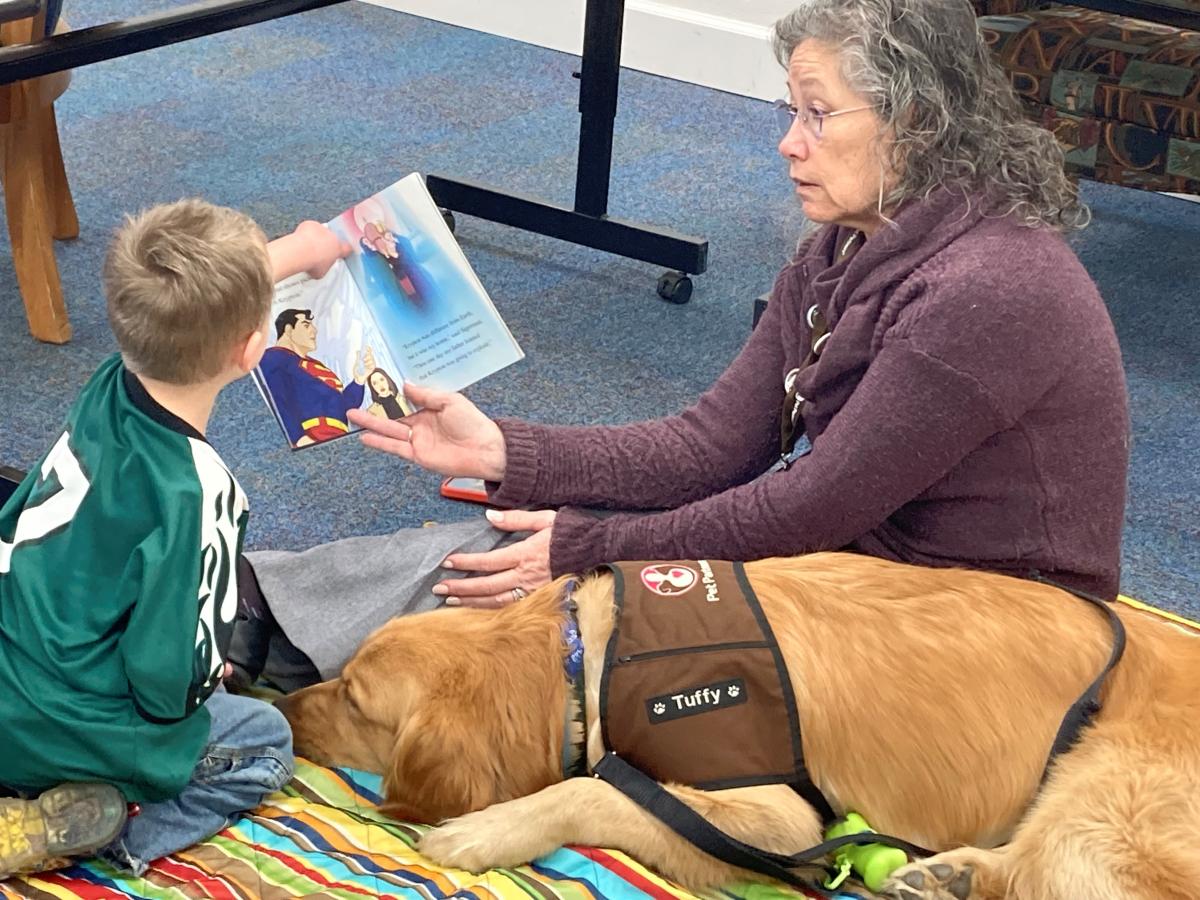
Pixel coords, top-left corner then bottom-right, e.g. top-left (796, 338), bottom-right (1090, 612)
top-left (361, 0), bottom-right (787, 101)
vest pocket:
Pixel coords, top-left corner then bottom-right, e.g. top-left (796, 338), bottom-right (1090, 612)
top-left (615, 640), bottom-right (771, 664)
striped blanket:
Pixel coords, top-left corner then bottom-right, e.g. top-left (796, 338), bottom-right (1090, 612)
top-left (0, 762), bottom-right (852, 900)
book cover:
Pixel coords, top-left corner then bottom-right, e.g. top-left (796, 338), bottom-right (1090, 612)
top-left (253, 174), bottom-right (523, 449)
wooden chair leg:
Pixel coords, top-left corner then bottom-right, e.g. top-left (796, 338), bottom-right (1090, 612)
top-left (41, 104), bottom-right (78, 240)
top-left (3, 108), bottom-right (71, 343)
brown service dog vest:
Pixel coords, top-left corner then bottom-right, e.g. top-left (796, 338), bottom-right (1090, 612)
top-left (598, 560), bottom-right (808, 791)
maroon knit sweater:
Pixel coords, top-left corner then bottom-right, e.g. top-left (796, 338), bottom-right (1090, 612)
top-left (490, 189), bottom-right (1130, 598)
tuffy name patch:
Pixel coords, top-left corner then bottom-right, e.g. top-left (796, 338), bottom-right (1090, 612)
top-left (646, 677), bottom-right (748, 724)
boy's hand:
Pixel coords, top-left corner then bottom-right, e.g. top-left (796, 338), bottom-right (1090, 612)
top-left (266, 221), bottom-right (352, 283)
top-left (294, 220), bottom-right (352, 279)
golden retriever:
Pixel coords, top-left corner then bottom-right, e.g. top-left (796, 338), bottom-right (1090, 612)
top-left (277, 552), bottom-right (1200, 900)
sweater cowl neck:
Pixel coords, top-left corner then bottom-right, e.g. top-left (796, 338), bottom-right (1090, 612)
top-left (802, 187), bottom-right (992, 327)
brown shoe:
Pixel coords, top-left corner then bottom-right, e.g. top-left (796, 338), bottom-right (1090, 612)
top-left (0, 784), bottom-right (127, 878)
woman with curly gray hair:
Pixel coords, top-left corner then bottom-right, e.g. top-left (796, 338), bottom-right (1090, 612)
top-left (231, 0), bottom-right (1130, 695)
top-left (772, 0), bottom-right (1088, 230)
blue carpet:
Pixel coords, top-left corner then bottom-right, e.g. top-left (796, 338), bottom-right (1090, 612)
top-left (1, 1), bottom-right (1196, 617)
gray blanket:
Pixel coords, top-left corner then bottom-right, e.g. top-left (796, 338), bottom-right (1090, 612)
top-left (247, 517), bottom-right (521, 678)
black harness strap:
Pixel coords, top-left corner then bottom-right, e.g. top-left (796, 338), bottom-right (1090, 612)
top-left (1030, 573), bottom-right (1127, 781)
top-left (593, 752), bottom-right (933, 892)
top-left (790, 775), bottom-right (836, 826)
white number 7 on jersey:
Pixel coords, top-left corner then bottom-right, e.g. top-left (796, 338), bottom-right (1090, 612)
top-left (0, 432), bottom-right (91, 574)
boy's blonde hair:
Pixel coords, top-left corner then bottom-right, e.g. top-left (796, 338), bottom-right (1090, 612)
top-left (104, 198), bottom-right (273, 385)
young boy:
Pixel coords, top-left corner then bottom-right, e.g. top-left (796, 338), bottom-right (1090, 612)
top-left (0, 199), bottom-right (348, 878)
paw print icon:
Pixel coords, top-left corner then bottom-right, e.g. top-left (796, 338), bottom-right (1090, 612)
top-left (653, 702), bottom-right (667, 715)
top-left (726, 684), bottom-right (740, 698)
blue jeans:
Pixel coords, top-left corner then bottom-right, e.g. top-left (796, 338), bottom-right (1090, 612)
top-left (103, 690), bottom-right (294, 875)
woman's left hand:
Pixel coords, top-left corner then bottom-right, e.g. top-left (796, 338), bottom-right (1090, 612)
top-left (435, 509), bottom-right (556, 607)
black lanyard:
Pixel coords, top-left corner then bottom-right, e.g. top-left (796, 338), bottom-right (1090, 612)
top-left (778, 230), bottom-right (863, 462)
top-left (779, 305), bottom-right (827, 460)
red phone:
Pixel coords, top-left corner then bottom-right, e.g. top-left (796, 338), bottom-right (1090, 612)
top-left (440, 476), bottom-right (489, 504)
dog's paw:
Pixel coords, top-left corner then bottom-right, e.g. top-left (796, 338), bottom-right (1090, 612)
top-left (880, 861), bottom-right (973, 900)
top-left (419, 817), bottom-right (502, 873)
top-left (418, 805), bottom-right (553, 873)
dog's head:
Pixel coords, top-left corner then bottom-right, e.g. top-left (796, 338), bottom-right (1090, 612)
top-left (277, 579), bottom-right (575, 823)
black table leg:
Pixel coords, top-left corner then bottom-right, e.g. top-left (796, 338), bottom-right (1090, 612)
top-left (427, 0), bottom-right (708, 301)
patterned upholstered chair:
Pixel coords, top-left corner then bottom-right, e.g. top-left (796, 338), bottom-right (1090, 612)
top-left (975, 0), bottom-right (1200, 194)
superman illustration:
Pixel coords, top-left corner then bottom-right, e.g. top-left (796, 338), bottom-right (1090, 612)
top-left (259, 309), bottom-right (374, 447)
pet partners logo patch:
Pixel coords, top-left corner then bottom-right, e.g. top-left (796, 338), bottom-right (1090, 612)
top-left (646, 678), bottom-right (748, 723)
top-left (640, 564), bottom-right (698, 596)
top-left (698, 559), bottom-right (720, 602)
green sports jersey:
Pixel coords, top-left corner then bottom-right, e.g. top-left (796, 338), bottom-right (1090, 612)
top-left (0, 354), bottom-right (248, 802)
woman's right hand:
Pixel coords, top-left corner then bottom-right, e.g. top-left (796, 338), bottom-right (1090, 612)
top-left (346, 383), bottom-right (506, 480)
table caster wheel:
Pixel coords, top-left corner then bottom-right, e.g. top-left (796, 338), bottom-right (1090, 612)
top-left (656, 270), bottom-right (692, 304)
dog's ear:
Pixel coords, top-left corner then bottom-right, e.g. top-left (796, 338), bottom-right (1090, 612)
top-left (380, 705), bottom-right (500, 823)
top-left (376, 593), bottom-right (569, 823)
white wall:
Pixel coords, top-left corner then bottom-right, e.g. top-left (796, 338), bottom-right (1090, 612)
top-left (362, 0), bottom-right (795, 100)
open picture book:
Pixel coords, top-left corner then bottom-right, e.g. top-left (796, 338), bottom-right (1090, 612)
top-left (253, 173), bottom-right (524, 449)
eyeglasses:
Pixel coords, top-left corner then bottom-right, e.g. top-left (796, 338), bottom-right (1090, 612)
top-left (772, 99), bottom-right (875, 142)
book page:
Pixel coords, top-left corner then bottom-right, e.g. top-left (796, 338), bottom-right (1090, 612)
top-left (253, 262), bottom-right (411, 449)
top-left (329, 173), bottom-right (524, 393)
